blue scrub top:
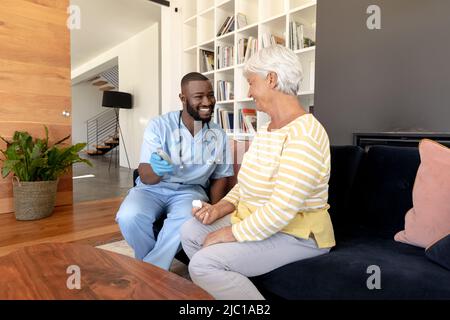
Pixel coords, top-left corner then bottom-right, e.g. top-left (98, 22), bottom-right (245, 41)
top-left (136, 111), bottom-right (234, 190)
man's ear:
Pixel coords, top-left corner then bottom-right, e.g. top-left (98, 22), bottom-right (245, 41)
top-left (266, 72), bottom-right (278, 89)
top-left (179, 93), bottom-right (185, 103)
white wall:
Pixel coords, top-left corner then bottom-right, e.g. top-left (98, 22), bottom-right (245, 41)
top-left (71, 82), bottom-right (104, 147)
top-left (161, 1), bottom-right (183, 114)
top-left (72, 23), bottom-right (160, 169)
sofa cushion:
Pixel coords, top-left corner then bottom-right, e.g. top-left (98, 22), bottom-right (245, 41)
top-left (425, 234), bottom-right (450, 271)
top-left (395, 140), bottom-right (450, 248)
top-left (251, 235), bottom-right (450, 300)
top-left (328, 146), bottom-right (365, 238)
top-left (356, 146), bottom-right (421, 238)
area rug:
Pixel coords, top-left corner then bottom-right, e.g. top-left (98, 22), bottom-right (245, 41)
top-left (96, 240), bottom-right (190, 280)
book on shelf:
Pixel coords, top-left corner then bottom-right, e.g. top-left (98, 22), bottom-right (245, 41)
top-left (217, 16), bottom-right (235, 37)
top-left (297, 24), bottom-right (305, 49)
top-left (216, 108), bottom-right (234, 132)
top-left (217, 45), bottom-right (234, 69)
top-left (289, 21), bottom-right (293, 49)
top-left (226, 111), bottom-right (234, 131)
top-left (217, 80), bottom-right (234, 101)
top-left (243, 36), bottom-right (258, 62)
top-left (237, 38), bottom-right (248, 64)
top-left (244, 115), bottom-right (256, 134)
top-left (240, 108), bottom-right (257, 133)
top-left (200, 49), bottom-right (214, 72)
top-left (217, 16), bottom-right (231, 36)
top-left (236, 13), bottom-right (248, 29)
top-left (289, 21), bottom-right (304, 51)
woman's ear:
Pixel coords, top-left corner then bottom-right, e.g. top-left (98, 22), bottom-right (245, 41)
top-left (266, 72), bottom-right (278, 89)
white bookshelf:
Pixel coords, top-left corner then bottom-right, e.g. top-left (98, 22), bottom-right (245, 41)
top-left (181, 0), bottom-right (317, 139)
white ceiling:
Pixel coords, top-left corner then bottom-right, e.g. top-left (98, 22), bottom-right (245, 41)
top-left (71, 0), bottom-right (161, 70)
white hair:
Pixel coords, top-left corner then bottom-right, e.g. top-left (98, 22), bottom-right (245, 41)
top-left (243, 45), bottom-right (303, 96)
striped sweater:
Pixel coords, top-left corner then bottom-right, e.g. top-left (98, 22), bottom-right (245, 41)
top-left (224, 113), bottom-right (336, 248)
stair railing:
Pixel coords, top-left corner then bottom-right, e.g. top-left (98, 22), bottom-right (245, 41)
top-left (86, 109), bottom-right (118, 153)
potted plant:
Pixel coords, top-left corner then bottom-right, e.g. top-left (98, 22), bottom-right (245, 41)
top-left (0, 126), bottom-right (92, 221)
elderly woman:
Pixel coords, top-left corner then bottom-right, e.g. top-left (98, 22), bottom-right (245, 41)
top-left (180, 45), bottom-right (335, 300)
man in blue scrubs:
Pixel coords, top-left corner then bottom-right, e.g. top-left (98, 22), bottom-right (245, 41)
top-left (116, 72), bottom-right (233, 270)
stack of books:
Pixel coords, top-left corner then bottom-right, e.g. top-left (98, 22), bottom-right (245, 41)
top-left (216, 45), bottom-right (234, 69)
top-left (217, 16), bottom-right (235, 37)
top-left (240, 36), bottom-right (258, 63)
top-left (217, 80), bottom-right (234, 101)
top-left (200, 49), bottom-right (214, 72)
top-left (289, 21), bottom-right (304, 51)
top-left (216, 108), bottom-right (234, 132)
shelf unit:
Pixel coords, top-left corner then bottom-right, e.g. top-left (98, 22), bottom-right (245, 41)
top-left (181, 0), bottom-right (317, 139)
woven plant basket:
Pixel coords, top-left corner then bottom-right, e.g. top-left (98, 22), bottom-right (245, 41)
top-left (12, 178), bottom-right (59, 221)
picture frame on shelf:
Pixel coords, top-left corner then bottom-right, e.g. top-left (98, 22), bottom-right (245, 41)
top-left (236, 13), bottom-right (248, 29)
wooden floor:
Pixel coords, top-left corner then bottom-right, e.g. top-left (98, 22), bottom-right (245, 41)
top-left (0, 198), bottom-right (124, 257)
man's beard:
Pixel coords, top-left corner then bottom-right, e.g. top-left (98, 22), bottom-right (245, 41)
top-left (186, 101), bottom-right (213, 124)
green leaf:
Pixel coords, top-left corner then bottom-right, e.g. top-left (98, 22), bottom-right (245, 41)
top-left (1, 159), bottom-right (19, 178)
top-left (44, 125), bottom-right (49, 145)
top-left (79, 158), bottom-right (93, 167)
top-left (53, 134), bottom-right (71, 146)
top-left (1, 167), bottom-right (10, 179)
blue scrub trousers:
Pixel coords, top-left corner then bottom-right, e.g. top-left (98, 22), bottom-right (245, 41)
top-left (115, 182), bottom-right (208, 270)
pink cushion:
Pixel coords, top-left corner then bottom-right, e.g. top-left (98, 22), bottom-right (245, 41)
top-left (395, 139), bottom-right (450, 248)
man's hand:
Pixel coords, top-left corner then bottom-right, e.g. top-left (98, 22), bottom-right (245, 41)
top-left (203, 226), bottom-right (236, 247)
top-left (149, 153), bottom-right (173, 177)
top-left (192, 202), bottom-right (219, 225)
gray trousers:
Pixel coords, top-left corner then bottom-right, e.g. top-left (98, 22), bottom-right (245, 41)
top-left (180, 214), bottom-right (330, 300)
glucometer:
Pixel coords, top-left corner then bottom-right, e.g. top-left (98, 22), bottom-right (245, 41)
top-left (156, 149), bottom-right (173, 165)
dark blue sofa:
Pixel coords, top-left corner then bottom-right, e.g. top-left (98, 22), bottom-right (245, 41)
top-left (133, 145), bottom-right (450, 299)
top-left (252, 145), bottom-right (450, 299)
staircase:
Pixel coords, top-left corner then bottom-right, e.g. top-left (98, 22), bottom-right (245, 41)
top-left (86, 109), bottom-right (119, 156)
top-left (86, 65), bottom-right (120, 156)
top-left (89, 65), bottom-right (119, 92)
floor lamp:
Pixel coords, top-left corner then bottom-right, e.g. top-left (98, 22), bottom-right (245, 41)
top-left (102, 91), bottom-right (132, 170)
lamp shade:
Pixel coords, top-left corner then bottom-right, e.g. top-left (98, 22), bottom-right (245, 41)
top-left (102, 91), bottom-right (132, 109)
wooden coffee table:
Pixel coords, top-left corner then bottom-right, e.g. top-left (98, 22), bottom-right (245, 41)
top-left (0, 242), bottom-right (213, 300)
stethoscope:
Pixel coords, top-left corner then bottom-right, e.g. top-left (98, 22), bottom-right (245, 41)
top-left (178, 110), bottom-right (220, 169)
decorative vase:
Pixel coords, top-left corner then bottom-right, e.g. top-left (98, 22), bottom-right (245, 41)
top-left (12, 178), bottom-right (59, 221)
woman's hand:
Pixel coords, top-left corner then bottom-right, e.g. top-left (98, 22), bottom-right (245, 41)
top-left (192, 202), bottom-right (220, 225)
top-left (203, 226), bottom-right (236, 247)
top-left (192, 200), bottom-right (236, 225)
